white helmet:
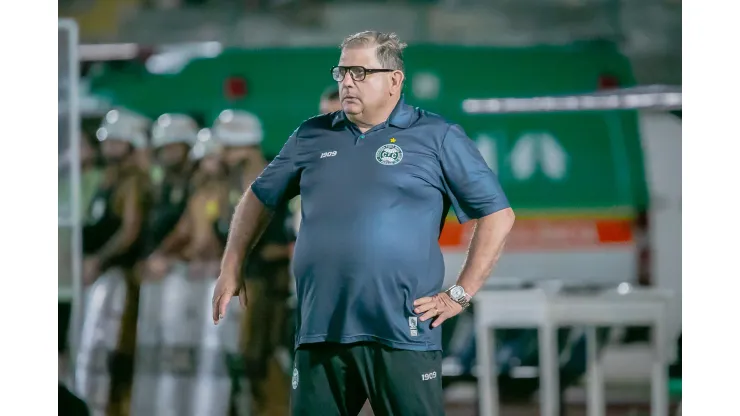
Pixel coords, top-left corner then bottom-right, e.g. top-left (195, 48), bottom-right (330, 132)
top-left (190, 129), bottom-right (222, 161)
top-left (211, 109), bottom-right (263, 147)
top-left (96, 108), bottom-right (150, 148)
top-left (150, 113), bottom-right (199, 149)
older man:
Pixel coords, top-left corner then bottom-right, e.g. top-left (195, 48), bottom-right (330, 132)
top-left (213, 31), bottom-right (515, 415)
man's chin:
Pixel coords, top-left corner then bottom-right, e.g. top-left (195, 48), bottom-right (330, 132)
top-left (342, 104), bottom-right (363, 115)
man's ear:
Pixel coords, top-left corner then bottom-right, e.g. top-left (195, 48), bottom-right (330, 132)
top-left (390, 70), bottom-right (405, 96)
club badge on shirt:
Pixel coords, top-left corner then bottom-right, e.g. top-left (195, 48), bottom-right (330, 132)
top-left (376, 141), bottom-right (403, 165)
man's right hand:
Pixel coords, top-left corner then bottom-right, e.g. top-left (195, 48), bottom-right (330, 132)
top-left (212, 271), bottom-right (248, 325)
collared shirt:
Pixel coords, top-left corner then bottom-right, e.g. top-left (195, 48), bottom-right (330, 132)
top-left (251, 97), bottom-right (510, 351)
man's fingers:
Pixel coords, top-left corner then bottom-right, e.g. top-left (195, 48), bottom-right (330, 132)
top-left (413, 297), bottom-right (434, 306)
top-left (218, 293), bottom-right (233, 322)
top-left (419, 308), bottom-right (438, 322)
top-left (212, 294), bottom-right (222, 323)
top-left (238, 288), bottom-right (248, 309)
top-left (431, 313), bottom-right (449, 328)
top-left (414, 302), bottom-right (436, 315)
top-left (212, 291), bottom-right (233, 325)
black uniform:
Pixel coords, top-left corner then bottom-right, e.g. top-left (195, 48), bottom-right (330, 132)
top-left (145, 178), bottom-right (190, 256)
top-left (82, 169), bottom-right (151, 416)
top-left (83, 183), bottom-right (147, 268)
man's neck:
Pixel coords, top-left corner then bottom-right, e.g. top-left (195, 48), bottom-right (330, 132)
top-left (347, 96), bottom-right (400, 132)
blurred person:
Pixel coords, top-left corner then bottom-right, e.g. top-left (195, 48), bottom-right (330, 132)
top-left (212, 31), bottom-right (515, 415)
top-left (211, 109), bottom-right (294, 416)
top-left (319, 85), bottom-right (342, 114)
top-left (147, 136), bottom-right (230, 272)
top-left (82, 108), bottom-right (152, 416)
top-left (143, 114), bottom-right (198, 274)
top-left (82, 108), bottom-right (151, 284)
top-left (59, 130), bottom-right (103, 376)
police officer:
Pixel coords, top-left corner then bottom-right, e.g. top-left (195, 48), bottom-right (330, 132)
top-left (212, 109), bottom-right (294, 416)
top-left (153, 135), bottom-right (230, 264)
top-left (144, 113), bottom-right (199, 264)
top-left (82, 108), bottom-right (152, 416)
top-left (213, 31), bottom-right (516, 416)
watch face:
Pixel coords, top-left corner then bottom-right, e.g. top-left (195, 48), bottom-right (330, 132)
top-left (450, 286), bottom-right (464, 300)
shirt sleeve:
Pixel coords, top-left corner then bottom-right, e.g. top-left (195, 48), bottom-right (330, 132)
top-left (251, 132), bottom-right (301, 209)
top-left (439, 124), bottom-right (510, 223)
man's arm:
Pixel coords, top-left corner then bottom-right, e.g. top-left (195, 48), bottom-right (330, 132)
top-left (437, 124), bottom-right (515, 296)
top-left (456, 207), bottom-right (515, 297)
top-left (213, 131), bottom-right (301, 323)
top-left (414, 123), bottom-right (514, 327)
top-left (220, 187), bottom-right (274, 276)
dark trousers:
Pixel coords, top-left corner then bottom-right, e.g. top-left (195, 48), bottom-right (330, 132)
top-left (291, 342), bottom-right (444, 416)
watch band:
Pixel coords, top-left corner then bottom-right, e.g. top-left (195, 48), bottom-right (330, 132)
top-left (445, 286), bottom-right (471, 309)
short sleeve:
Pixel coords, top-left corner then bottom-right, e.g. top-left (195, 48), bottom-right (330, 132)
top-left (440, 124), bottom-right (510, 223)
top-left (251, 132), bottom-right (301, 209)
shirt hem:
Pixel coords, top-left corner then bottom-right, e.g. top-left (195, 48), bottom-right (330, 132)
top-left (296, 334), bottom-right (441, 352)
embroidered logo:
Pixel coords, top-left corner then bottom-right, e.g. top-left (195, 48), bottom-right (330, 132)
top-left (375, 144), bottom-right (403, 165)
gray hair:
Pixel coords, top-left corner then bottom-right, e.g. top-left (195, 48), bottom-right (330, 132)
top-left (340, 31), bottom-right (407, 72)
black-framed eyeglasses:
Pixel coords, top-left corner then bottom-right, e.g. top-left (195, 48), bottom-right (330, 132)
top-left (331, 65), bottom-right (394, 82)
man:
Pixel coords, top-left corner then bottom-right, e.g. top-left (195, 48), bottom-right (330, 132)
top-left (144, 113), bottom-right (203, 279)
top-left (319, 85), bottom-right (342, 114)
top-left (83, 109), bottom-right (151, 284)
top-left (211, 109), bottom-right (294, 416)
top-left (145, 113), bottom-right (198, 259)
top-left (147, 135), bottom-right (229, 272)
top-left (212, 31), bottom-right (515, 415)
top-left (82, 108), bottom-right (152, 416)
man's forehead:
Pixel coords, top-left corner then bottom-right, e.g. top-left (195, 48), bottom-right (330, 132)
top-left (338, 46), bottom-right (380, 67)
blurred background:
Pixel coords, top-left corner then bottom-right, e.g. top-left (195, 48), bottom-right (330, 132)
top-left (58, 0), bottom-right (681, 415)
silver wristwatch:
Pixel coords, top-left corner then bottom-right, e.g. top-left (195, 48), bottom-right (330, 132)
top-left (445, 285), bottom-right (471, 309)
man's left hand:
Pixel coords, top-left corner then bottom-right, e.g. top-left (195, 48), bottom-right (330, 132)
top-left (413, 292), bottom-right (463, 328)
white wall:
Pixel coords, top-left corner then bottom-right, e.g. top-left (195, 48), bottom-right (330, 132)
top-left (639, 112), bottom-right (682, 340)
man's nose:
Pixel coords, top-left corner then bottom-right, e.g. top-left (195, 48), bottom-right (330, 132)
top-left (340, 74), bottom-right (355, 89)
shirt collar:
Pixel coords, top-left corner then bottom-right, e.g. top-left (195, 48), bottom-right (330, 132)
top-left (331, 95), bottom-right (415, 129)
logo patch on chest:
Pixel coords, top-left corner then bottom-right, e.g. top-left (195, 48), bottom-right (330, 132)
top-left (375, 143), bottom-right (403, 165)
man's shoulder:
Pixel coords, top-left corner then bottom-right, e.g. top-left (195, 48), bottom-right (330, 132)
top-left (409, 106), bottom-right (456, 131)
top-left (294, 112), bottom-right (338, 138)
